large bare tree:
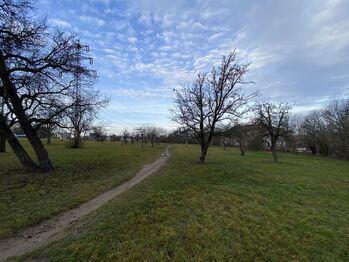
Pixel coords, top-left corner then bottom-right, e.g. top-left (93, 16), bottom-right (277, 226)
top-left (254, 102), bottom-right (292, 162)
top-left (0, 0), bottom-right (94, 171)
top-left (172, 52), bottom-right (254, 162)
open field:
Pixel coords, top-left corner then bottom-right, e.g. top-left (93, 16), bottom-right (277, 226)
top-left (15, 144), bottom-right (349, 261)
top-left (0, 140), bottom-right (165, 239)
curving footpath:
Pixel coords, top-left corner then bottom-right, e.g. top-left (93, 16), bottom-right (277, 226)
top-left (0, 147), bottom-right (171, 261)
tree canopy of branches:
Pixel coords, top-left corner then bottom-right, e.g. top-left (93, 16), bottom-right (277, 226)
top-left (254, 102), bottom-right (292, 162)
top-left (172, 52), bottom-right (254, 162)
top-left (145, 126), bottom-right (166, 147)
top-left (90, 125), bottom-right (107, 143)
top-left (299, 99), bottom-right (349, 160)
top-left (0, 0), bottom-right (98, 171)
top-left (66, 86), bottom-right (106, 148)
top-left (223, 123), bottom-right (257, 156)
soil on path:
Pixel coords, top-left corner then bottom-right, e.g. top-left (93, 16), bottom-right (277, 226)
top-left (0, 147), bottom-right (171, 261)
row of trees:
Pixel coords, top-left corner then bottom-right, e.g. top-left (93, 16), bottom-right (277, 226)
top-left (295, 100), bottom-right (349, 160)
top-left (171, 52), bottom-right (292, 162)
top-left (118, 127), bottom-right (166, 147)
top-left (0, 0), bottom-right (105, 172)
top-left (172, 52), bottom-right (348, 162)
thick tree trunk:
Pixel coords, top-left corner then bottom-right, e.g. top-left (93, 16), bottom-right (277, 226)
top-left (271, 148), bottom-right (278, 162)
top-left (0, 115), bottom-right (38, 170)
top-left (0, 131), bottom-right (5, 153)
top-left (27, 133), bottom-right (53, 171)
top-left (309, 145), bottom-right (316, 154)
top-left (13, 111), bottom-right (53, 171)
top-left (72, 132), bottom-right (81, 148)
top-left (1, 75), bottom-right (53, 172)
top-left (200, 143), bottom-right (209, 162)
top-left (270, 138), bottom-right (278, 162)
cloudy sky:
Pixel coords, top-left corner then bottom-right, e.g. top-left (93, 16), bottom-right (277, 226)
top-left (38, 0), bottom-right (349, 133)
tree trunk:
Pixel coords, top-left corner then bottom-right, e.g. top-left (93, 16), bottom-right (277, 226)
top-left (0, 115), bottom-right (38, 170)
top-left (238, 140), bottom-right (245, 156)
top-left (72, 132), bottom-right (81, 148)
top-left (1, 70), bottom-right (53, 172)
top-left (200, 143), bottom-right (209, 162)
top-left (271, 148), bottom-right (278, 162)
top-left (310, 147), bottom-right (316, 154)
top-left (0, 131), bottom-right (5, 153)
top-left (10, 100), bottom-right (53, 171)
top-left (223, 141), bottom-right (226, 151)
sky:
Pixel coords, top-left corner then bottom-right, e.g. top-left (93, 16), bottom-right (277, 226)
top-left (38, 0), bottom-right (349, 134)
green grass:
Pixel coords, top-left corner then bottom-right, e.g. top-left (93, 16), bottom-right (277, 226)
top-left (0, 139), bottom-right (165, 238)
top-left (21, 145), bottom-right (349, 261)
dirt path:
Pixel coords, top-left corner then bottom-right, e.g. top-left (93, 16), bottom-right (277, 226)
top-left (0, 147), bottom-right (171, 261)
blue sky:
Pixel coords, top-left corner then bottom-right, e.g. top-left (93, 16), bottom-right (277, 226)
top-left (38, 0), bottom-right (349, 134)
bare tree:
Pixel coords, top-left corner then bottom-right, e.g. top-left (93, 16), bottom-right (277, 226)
top-left (41, 123), bottom-right (55, 145)
top-left (66, 91), bottom-right (105, 148)
top-left (136, 127), bottom-right (146, 148)
top-left (172, 52), bottom-right (254, 162)
top-left (110, 134), bottom-right (118, 143)
top-left (287, 114), bottom-right (304, 153)
top-left (300, 111), bottom-right (322, 154)
top-left (223, 123), bottom-right (255, 156)
top-left (322, 99), bottom-right (349, 160)
top-left (122, 129), bottom-right (129, 145)
top-left (90, 125), bottom-right (107, 143)
top-left (0, 0), bottom-right (97, 171)
top-left (254, 102), bottom-right (292, 162)
top-left (145, 126), bottom-right (165, 147)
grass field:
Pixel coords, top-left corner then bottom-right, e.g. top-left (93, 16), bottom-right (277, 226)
top-left (0, 140), bottom-right (165, 239)
top-left (17, 144), bottom-right (349, 261)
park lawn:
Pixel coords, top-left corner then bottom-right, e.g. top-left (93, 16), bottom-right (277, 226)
top-left (21, 145), bottom-right (349, 261)
top-left (0, 139), bottom-right (165, 238)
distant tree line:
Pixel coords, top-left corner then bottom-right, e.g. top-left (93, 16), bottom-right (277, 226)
top-left (171, 96), bottom-right (349, 162)
top-left (108, 126), bottom-right (167, 147)
top-left (171, 51), bottom-right (348, 162)
top-left (293, 99), bottom-right (349, 160)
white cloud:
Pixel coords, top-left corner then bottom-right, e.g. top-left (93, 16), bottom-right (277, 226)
top-left (127, 36), bottom-right (138, 44)
top-left (79, 15), bottom-right (106, 27)
top-left (208, 32), bottom-right (224, 42)
top-left (50, 18), bottom-right (71, 28)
